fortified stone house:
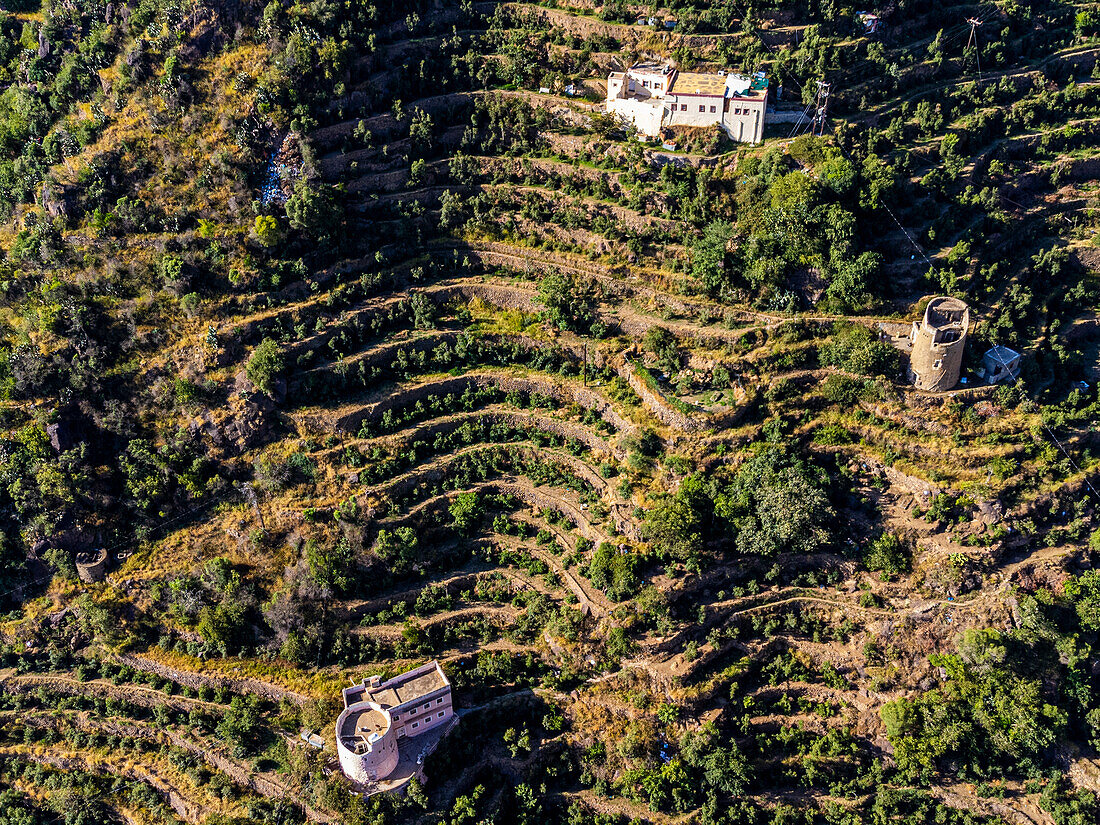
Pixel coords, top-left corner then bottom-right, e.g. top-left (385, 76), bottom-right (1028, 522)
top-left (606, 61), bottom-right (768, 143)
top-left (335, 660), bottom-right (454, 789)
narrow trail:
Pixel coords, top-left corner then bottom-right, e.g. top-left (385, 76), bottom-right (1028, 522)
top-left (3, 708), bottom-right (338, 823)
top-left (375, 476), bottom-right (623, 548)
top-left (0, 671), bottom-right (226, 711)
top-left (351, 604), bottom-right (521, 639)
top-left (319, 404), bottom-right (624, 462)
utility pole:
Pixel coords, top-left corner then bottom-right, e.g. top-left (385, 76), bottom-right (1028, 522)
top-left (812, 80), bottom-right (831, 136)
top-left (966, 17), bottom-right (983, 80)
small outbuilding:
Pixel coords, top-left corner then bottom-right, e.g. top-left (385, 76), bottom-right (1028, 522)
top-left (982, 346), bottom-right (1021, 384)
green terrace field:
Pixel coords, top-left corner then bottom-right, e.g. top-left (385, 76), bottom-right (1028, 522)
top-left (0, 1), bottom-right (1099, 825)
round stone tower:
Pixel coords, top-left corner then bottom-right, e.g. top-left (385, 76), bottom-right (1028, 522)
top-left (335, 700), bottom-right (399, 785)
top-left (908, 296), bottom-right (970, 392)
top-left (75, 548), bottom-right (108, 583)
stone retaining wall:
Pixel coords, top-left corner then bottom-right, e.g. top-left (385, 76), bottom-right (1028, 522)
top-left (336, 372), bottom-right (636, 437)
top-left (115, 653), bottom-right (312, 704)
top-left (373, 409), bottom-right (624, 460)
top-left (623, 360), bottom-right (706, 432)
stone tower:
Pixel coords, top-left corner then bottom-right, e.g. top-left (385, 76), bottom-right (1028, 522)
top-left (908, 296), bottom-right (969, 392)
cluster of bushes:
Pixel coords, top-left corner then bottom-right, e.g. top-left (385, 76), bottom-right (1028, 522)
top-left (645, 444), bottom-right (837, 569)
top-left (883, 574), bottom-right (1100, 783)
top-left (294, 332), bottom-right (583, 401)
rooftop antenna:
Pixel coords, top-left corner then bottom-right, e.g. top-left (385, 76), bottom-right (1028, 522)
top-left (966, 17), bottom-right (983, 80)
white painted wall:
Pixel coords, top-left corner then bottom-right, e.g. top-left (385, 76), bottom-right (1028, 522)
top-left (721, 99), bottom-right (765, 143)
top-left (665, 95), bottom-right (724, 128)
top-left (607, 71), bottom-right (767, 144)
top-left (608, 97), bottom-right (666, 137)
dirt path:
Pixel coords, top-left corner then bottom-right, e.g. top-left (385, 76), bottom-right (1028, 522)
top-left (0, 671), bottom-right (226, 711)
top-left (323, 404), bottom-right (624, 461)
top-left (351, 604), bottom-right (521, 639)
top-left (376, 476), bottom-right (621, 548)
top-left (114, 653), bottom-right (313, 705)
top-left (931, 781), bottom-right (1054, 825)
top-left (356, 442), bottom-right (618, 517)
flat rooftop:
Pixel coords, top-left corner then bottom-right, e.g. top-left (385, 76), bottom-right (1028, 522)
top-left (368, 665), bottom-right (448, 709)
top-left (340, 706), bottom-right (389, 753)
top-left (670, 72), bottom-right (727, 96)
top-left (632, 60), bottom-right (671, 74)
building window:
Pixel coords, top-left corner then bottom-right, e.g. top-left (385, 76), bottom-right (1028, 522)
top-left (436, 698), bottom-right (444, 705)
top-left (409, 708), bottom-right (416, 715)
top-left (680, 104), bottom-right (687, 111)
top-left (412, 721), bottom-right (419, 729)
top-left (698, 105), bottom-right (705, 112)
top-left (642, 81), bottom-right (649, 88)
top-left (654, 84), bottom-right (661, 91)
top-left (710, 105), bottom-right (716, 113)
top-left (438, 711), bottom-right (445, 719)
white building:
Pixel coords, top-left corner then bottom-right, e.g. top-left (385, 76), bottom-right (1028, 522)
top-left (982, 345), bottom-right (1021, 384)
top-left (606, 62), bottom-right (768, 143)
top-left (335, 661), bottom-right (454, 787)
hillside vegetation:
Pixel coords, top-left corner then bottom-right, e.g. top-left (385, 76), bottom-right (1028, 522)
top-left (1, 1), bottom-right (1100, 825)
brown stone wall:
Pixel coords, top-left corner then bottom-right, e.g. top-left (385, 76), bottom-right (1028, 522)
top-left (336, 372), bottom-right (636, 438)
top-left (623, 361), bottom-right (706, 432)
top-left (114, 653), bottom-right (312, 704)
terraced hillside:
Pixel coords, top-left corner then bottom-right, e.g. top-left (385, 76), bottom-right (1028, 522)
top-left (1, 1), bottom-right (1100, 825)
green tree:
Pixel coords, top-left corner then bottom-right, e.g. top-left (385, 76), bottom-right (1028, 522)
top-left (197, 601), bottom-right (247, 652)
top-left (374, 526), bottom-right (420, 575)
top-left (286, 178), bottom-right (343, 242)
top-left (537, 270), bottom-right (602, 335)
top-left (1065, 571), bottom-right (1100, 631)
top-left (864, 533), bottom-right (910, 576)
top-left (691, 220), bottom-right (733, 298)
top-left (246, 338), bottom-right (284, 395)
top-left (306, 537), bottom-right (356, 595)
top-left (643, 495), bottom-right (703, 562)
top-left (216, 695), bottom-right (264, 755)
top-left (449, 491), bottom-right (482, 534)
top-left (253, 214), bottom-right (281, 247)
top-left (715, 447), bottom-right (832, 557)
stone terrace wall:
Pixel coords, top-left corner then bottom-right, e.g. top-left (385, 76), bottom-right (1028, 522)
top-left (115, 653), bottom-right (311, 704)
top-left (336, 372), bottom-right (637, 437)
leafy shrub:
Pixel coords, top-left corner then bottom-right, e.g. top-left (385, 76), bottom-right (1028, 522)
top-left (246, 338), bottom-right (284, 395)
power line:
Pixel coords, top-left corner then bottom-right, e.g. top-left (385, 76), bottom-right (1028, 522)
top-left (722, 0), bottom-right (937, 267)
top-left (966, 17), bottom-right (984, 81)
top-left (1041, 421), bottom-right (1100, 504)
top-left (981, 345), bottom-right (1100, 505)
